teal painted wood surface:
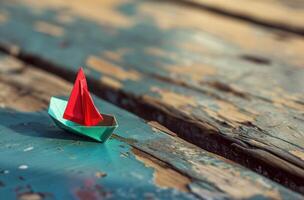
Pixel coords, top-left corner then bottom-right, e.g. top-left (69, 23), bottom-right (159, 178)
top-left (0, 110), bottom-right (195, 200)
top-left (0, 54), bottom-right (302, 199)
top-left (0, 0), bottom-right (304, 194)
top-left (0, 101), bottom-right (301, 200)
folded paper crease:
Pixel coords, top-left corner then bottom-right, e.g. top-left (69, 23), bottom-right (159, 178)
top-left (63, 67), bottom-right (103, 126)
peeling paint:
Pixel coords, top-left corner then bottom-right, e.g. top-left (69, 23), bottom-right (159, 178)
top-left (0, 11), bottom-right (8, 24)
top-left (132, 148), bottom-right (191, 192)
top-left (204, 100), bottom-right (255, 124)
top-left (87, 56), bottom-right (141, 81)
top-left (0, 56), bottom-right (23, 73)
top-left (102, 48), bottom-right (130, 63)
top-left (150, 87), bottom-right (197, 108)
top-left (290, 150), bottom-right (304, 161)
top-left (95, 171), bottom-right (107, 178)
top-left (34, 21), bottom-right (64, 37)
top-left (190, 161), bottom-right (282, 199)
top-left (168, 64), bottom-right (216, 82)
top-left (271, 94), bottom-right (304, 111)
top-left (18, 192), bottom-right (44, 200)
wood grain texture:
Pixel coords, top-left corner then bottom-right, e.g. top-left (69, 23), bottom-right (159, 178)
top-left (168, 0), bottom-right (304, 35)
top-left (0, 0), bottom-right (303, 193)
top-left (1, 54), bottom-right (302, 199)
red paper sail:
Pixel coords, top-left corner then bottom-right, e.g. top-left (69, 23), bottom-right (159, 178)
top-left (63, 67), bottom-right (103, 126)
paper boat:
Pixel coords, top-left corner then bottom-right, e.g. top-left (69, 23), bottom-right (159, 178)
top-left (48, 97), bottom-right (118, 142)
top-left (48, 67), bottom-right (118, 142)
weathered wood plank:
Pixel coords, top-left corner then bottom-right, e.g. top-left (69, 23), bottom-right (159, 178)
top-left (171, 0), bottom-right (304, 35)
top-left (1, 54), bottom-right (302, 199)
top-left (0, 0), bottom-right (304, 193)
top-left (168, 0), bottom-right (304, 35)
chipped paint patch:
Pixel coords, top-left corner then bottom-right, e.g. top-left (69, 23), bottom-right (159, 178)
top-left (87, 56), bottom-right (141, 81)
top-left (95, 171), bottom-right (107, 178)
top-left (0, 11), bottom-right (8, 24)
top-left (190, 161), bottom-right (281, 199)
top-left (102, 48), bottom-right (130, 63)
top-left (216, 100), bottom-right (254, 122)
top-left (272, 95), bottom-right (304, 111)
top-left (34, 21), bottom-right (64, 37)
top-left (100, 76), bottom-right (122, 90)
top-left (203, 100), bottom-right (254, 124)
top-left (132, 148), bottom-right (191, 192)
top-left (256, 89), bottom-right (304, 111)
top-left (18, 192), bottom-right (44, 200)
top-left (0, 56), bottom-right (23, 73)
top-left (145, 47), bottom-right (218, 82)
top-left (290, 150), bottom-right (304, 161)
top-left (168, 64), bottom-right (216, 82)
top-left (150, 87), bottom-right (197, 108)
top-left (102, 51), bottom-right (122, 62)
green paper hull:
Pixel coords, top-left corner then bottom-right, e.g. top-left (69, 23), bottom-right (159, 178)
top-left (48, 97), bottom-right (118, 142)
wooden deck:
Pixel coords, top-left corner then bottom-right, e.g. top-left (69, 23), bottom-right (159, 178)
top-left (0, 0), bottom-right (303, 199)
top-left (1, 53), bottom-right (302, 199)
